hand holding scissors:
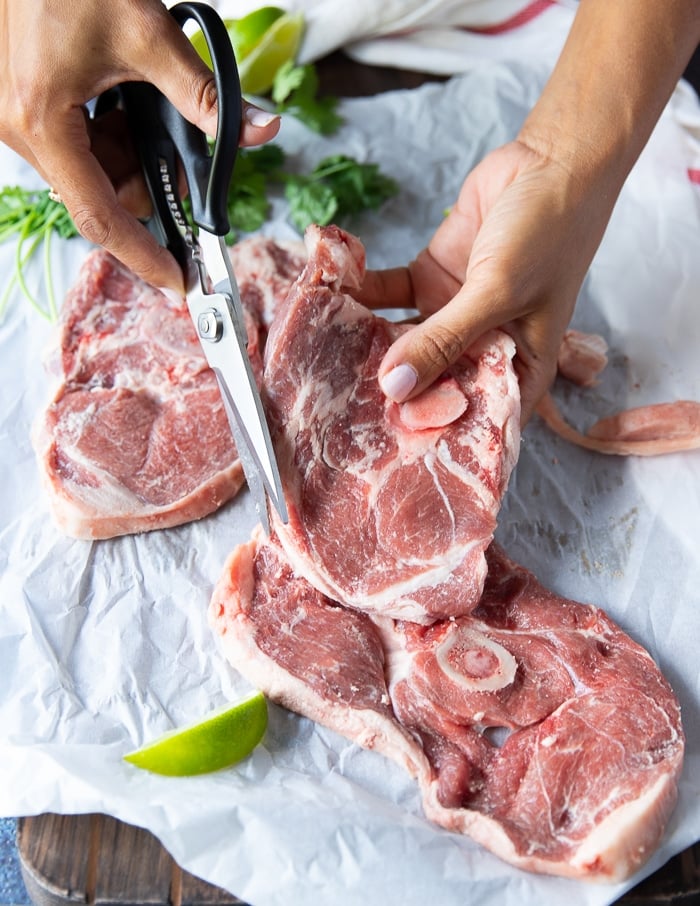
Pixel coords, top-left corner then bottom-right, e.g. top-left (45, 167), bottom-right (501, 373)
top-left (0, 0), bottom-right (279, 292)
top-left (108, 1), bottom-right (287, 530)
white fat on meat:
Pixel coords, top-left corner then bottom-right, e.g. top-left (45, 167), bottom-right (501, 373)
top-left (556, 328), bottom-right (609, 387)
top-left (545, 328), bottom-right (700, 455)
top-left (229, 235), bottom-right (307, 329)
top-left (262, 225), bottom-right (521, 623)
top-left (537, 394), bottom-right (700, 456)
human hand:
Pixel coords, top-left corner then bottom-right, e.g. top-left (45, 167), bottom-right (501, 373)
top-left (357, 0), bottom-right (700, 426)
top-left (357, 139), bottom-right (618, 424)
top-left (0, 0), bottom-right (281, 293)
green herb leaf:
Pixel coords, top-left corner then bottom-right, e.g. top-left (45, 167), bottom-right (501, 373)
top-left (224, 145), bottom-right (287, 241)
top-left (270, 60), bottom-right (308, 104)
top-left (284, 179), bottom-right (339, 233)
top-left (312, 154), bottom-right (399, 214)
top-left (236, 143), bottom-right (286, 175)
top-left (1, 138), bottom-right (399, 320)
top-left (281, 154), bottom-right (398, 232)
top-left (272, 62), bottom-right (343, 135)
top-left (0, 186), bottom-right (79, 320)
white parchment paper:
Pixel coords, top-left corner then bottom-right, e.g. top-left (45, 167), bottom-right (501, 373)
top-left (1, 63), bottom-right (699, 906)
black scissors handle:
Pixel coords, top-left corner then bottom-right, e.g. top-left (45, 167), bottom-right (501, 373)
top-left (112, 1), bottom-right (242, 270)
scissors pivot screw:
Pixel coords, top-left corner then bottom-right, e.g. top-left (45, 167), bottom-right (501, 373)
top-left (198, 308), bottom-right (224, 342)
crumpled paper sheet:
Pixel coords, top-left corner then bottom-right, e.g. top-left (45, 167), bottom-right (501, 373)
top-left (1, 62), bottom-right (699, 906)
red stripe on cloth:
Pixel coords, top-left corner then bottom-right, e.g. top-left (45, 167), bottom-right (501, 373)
top-left (688, 168), bottom-right (700, 185)
top-left (465, 0), bottom-right (557, 35)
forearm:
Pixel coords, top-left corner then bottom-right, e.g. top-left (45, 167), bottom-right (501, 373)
top-left (519, 0), bottom-right (700, 194)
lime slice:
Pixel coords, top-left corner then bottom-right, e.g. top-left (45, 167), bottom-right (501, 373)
top-left (123, 691), bottom-right (268, 776)
top-left (237, 12), bottom-right (305, 95)
top-left (190, 6), bottom-right (286, 71)
top-left (229, 7), bottom-right (286, 59)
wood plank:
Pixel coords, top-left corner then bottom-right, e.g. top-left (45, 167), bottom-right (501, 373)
top-left (18, 813), bottom-right (700, 905)
top-left (18, 814), bottom-right (97, 906)
top-left (91, 815), bottom-right (173, 906)
top-left (618, 841), bottom-right (700, 904)
top-left (17, 815), bottom-right (243, 906)
top-left (178, 864), bottom-right (244, 906)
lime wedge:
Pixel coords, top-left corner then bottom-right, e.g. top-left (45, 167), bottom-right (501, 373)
top-left (237, 12), bottom-right (305, 95)
top-left (228, 6), bottom-right (286, 59)
top-left (190, 6), bottom-right (288, 72)
top-left (123, 691), bottom-right (268, 776)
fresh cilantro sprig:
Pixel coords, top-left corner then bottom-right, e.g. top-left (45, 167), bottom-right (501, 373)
top-left (271, 62), bottom-right (343, 135)
top-left (0, 58), bottom-right (397, 319)
top-left (1, 146), bottom-right (398, 319)
top-left (224, 144), bottom-right (286, 240)
top-left (225, 148), bottom-right (398, 239)
top-left (281, 154), bottom-right (399, 233)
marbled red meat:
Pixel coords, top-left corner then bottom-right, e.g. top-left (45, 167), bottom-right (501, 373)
top-left (33, 239), bottom-right (305, 539)
top-left (210, 527), bottom-right (425, 776)
top-left (230, 235), bottom-right (306, 330)
top-left (262, 225), bottom-right (521, 623)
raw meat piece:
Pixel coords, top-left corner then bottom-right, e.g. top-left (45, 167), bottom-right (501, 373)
top-left (32, 249), bottom-right (243, 539)
top-left (536, 394), bottom-right (700, 456)
top-left (230, 235), bottom-right (306, 329)
top-left (557, 328), bottom-right (609, 387)
top-left (210, 526), bottom-right (428, 781)
top-left (263, 225), bottom-right (521, 623)
top-left (544, 329), bottom-right (700, 454)
top-left (588, 399), bottom-right (700, 442)
top-left (33, 238), bottom-right (305, 539)
top-left (392, 545), bottom-right (684, 881)
top-left (209, 531), bottom-right (684, 883)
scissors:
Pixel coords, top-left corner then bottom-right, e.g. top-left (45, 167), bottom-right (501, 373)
top-left (105, 1), bottom-right (287, 532)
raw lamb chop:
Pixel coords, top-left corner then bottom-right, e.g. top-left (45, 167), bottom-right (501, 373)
top-left (32, 250), bottom-right (243, 539)
top-left (33, 239), bottom-right (306, 540)
top-left (263, 225), bottom-right (521, 623)
top-left (209, 529), bottom-right (684, 883)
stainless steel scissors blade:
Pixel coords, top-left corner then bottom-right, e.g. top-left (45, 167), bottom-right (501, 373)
top-left (188, 231), bottom-right (288, 531)
top-left (109, 2), bottom-right (288, 531)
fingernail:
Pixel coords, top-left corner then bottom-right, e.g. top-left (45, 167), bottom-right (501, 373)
top-left (379, 364), bottom-right (418, 402)
top-left (244, 105), bottom-right (280, 128)
top-left (158, 286), bottom-right (184, 305)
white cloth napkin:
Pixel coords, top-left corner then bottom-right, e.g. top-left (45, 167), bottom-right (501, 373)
top-left (208, 0), bottom-right (579, 68)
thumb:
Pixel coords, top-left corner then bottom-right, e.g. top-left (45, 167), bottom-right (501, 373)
top-left (138, 19), bottom-right (281, 145)
top-left (378, 286), bottom-right (500, 402)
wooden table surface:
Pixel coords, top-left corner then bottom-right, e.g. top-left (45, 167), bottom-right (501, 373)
top-left (15, 813), bottom-right (700, 906)
top-left (16, 50), bottom-right (700, 906)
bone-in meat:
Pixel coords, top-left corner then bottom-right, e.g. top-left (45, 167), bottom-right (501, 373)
top-left (210, 530), bottom-right (684, 883)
